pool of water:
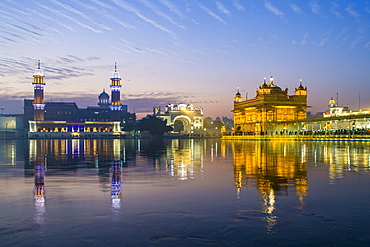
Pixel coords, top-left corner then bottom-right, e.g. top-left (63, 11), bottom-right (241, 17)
top-left (0, 139), bottom-right (369, 246)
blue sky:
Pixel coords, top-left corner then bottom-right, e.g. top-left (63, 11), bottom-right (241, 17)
top-left (0, 0), bottom-right (369, 118)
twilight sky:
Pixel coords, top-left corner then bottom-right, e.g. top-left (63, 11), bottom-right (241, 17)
top-left (0, 0), bottom-right (369, 118)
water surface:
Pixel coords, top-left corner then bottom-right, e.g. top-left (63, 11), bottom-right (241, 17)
top-left (0, 139), bottom-right (369, 246)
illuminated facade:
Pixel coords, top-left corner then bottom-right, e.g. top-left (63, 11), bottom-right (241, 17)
top-left (323, 97), bottom-right (370, 118)
top-left (233, 76), bottom-right (308, 134)
top-left (154, 103), bottom-right (204, 134)
top-left (27, 62), bottom-right (131, 138)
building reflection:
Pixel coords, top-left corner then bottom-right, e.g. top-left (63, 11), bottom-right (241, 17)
top-left (27, 139), bottom-right (128, 220)
top-left (223, 140), bottom-right (370, 232)
top-left (29, 140), bottom-right (47, 224)
top-left (163, 139), bottom-right (204, 180)
top-left (33, 159), bottom-right (46, 224)
top-left (110, 139), bottom-right (122, 212)
top-left (315, 141), bottom-right (370, 183)
top-left (224, 140), bottom-right (309, 232)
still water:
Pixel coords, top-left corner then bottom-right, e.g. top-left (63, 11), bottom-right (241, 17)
top-left (0, 139), bottom-right (369, 246)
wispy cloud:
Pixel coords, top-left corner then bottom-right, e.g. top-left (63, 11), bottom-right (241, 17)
top-left (345, 5), bottom-right (361, 20)
top-left (138, 0), bottom-right (186, 29)
top-left (232, 0), bottom-right (244, 11)
top-left (216, 1), bottom-right (231, 15)
top-left (51, 0), bottom-right (112, 31)
top-left (159, 0), bottom-right (187, 19)
top-left (0, 2), bottom-right (30, 17)
top-left (197, 3), bottom-right (227, 25)
top-left (90, 0), bottom-right (114, 10)
top-left (76, 0), bottom-right (136, 29)
top-left (336, 28), bottom-right (348, 40)
top-left (111, 0), bottom-right (176, 37)
top-left (318, 37), bottom-right (329, 46)
top-left (364, 42), bottom-right (370, 50)
top-left (111, 46), bottom-right (130, 53)
top-left (8, 23), bottom-right (42, 36)
top-left (330, 2), bottom-right (343, 18)
top-left (31, 9), bottom-right (76, 32)
top-left (39, 4), bottom-right (102, 33)
top-left (264, 1), bottom-right (284, 18)
top-left (300, 33), bottom-right (309, 44)
top-left (350, 36), bottom-right (363, 49)
top-left (309, 1), bottom-right (321, 15)
top-left (289, 3), bottom-right (302, 15)
top-left (128, 46), bottom-right (145, 53)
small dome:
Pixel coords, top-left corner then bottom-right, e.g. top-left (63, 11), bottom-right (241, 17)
top-left (33, 60), bottom-right (44, 77)
top-left (99, 89), bottom-right (109, 99)
top-left (297, 79), bottom-right (305, 90)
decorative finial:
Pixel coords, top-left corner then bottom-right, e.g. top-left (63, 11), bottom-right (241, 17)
top-left (300, 79), bottom-right (302, 86)
top-left (114, 62), bottom-right (117, 72)
top-left (37, 60), bottom-right (40, 69)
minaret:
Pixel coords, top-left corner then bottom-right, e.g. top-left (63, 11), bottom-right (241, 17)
top-left (32, 60), bottom-right (45, 121)
top-left (110, 62), bottom-right (122, 121)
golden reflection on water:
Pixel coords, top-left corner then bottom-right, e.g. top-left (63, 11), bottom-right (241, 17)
top-left (25, 139), bottom-right (370, 228)
top-left (222, 140), bottom-right (370, 232)
top-left (164, 139), bottom-right (204, 180)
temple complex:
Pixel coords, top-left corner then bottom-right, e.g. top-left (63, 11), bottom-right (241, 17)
top-left (233, 76), bottom-right (308, 134)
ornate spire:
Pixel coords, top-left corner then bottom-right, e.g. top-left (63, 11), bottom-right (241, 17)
top-left (34, 60), bottom-right (44, 77)
top-left (111, 62), bottom-right (121, 79)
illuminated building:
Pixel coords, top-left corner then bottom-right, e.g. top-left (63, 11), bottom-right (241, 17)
top-left (323, 97), bottom-right (370, 118)
top-left (233, 76), bottom-right (308, 134)
top-left (154, 103), bottom-right (204, 134)
top-left (26, 62), bottom-right (134, 138)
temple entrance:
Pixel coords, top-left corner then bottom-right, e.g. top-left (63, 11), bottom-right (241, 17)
top-left (173, 120), bottom-right (184, 133)
top-left (173, 116), bottom-right (191, 134)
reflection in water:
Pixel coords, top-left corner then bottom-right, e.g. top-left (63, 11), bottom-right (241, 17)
top-left (164, 139), bottom-right (204, 180)
top-left (24, 139), bottom-right (370, 233)
top-left (111, 140), bottom-right (123, 213)
top-left (225, 141), bottom-right (299, 232)
top-left (111, 161), bottom-right (122, 210)
top-left (29, 140), bottom-right (46, 225)
top-left (222, 140), bottom-right (370, 233)
top-left (33, 159), bottom-right (46, 225)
